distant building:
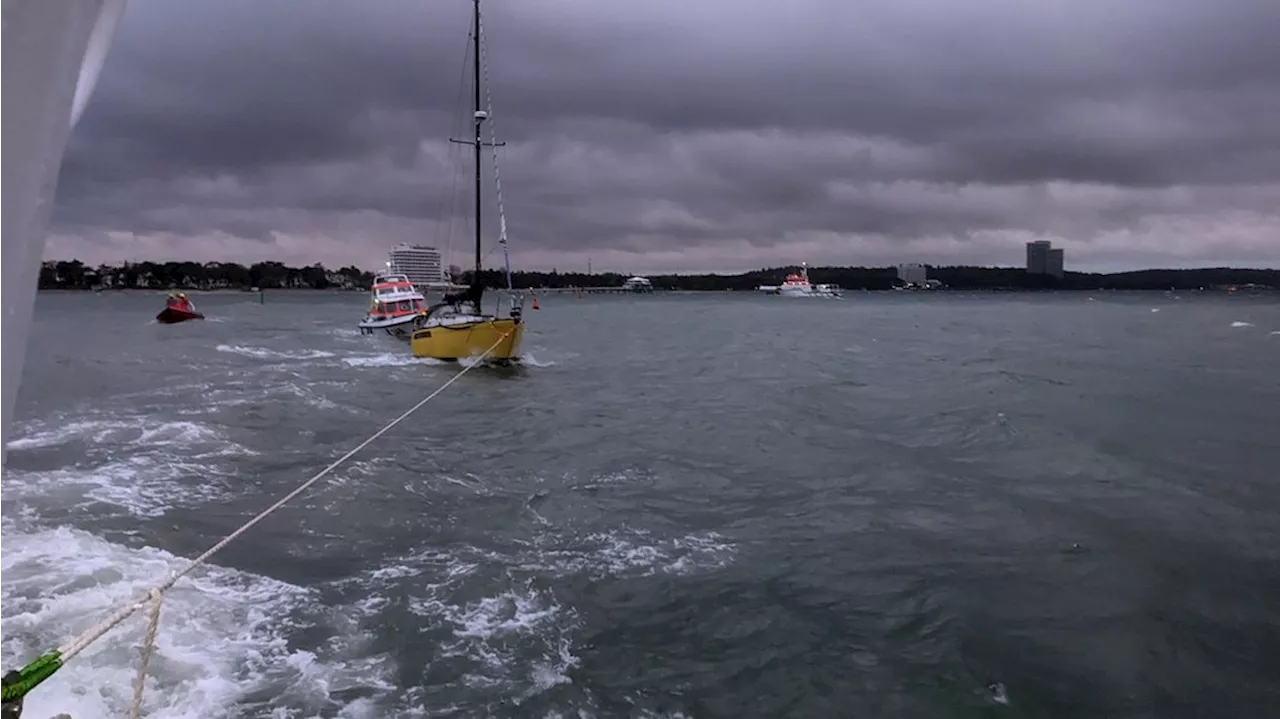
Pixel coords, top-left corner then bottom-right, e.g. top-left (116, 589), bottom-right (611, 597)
top-left (1045, 248), bottom-right (1065, 279)
top-left (1025, 240), bottom-right (1065, 278)
top-left (388, 243), bottom-right (444, 287)
top-left (324, 271), bottom-right (356, 289)
top-left (896, 263), bottom-right (928, 285)
top-left (1026, 240), bottom-right (1051, 275)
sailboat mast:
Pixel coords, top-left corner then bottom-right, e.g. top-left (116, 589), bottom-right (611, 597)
top-left (472, 0), bottom-right (483, 282)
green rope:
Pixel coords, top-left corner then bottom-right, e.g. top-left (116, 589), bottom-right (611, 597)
top-left (1, 651), bottom-right (63, 704)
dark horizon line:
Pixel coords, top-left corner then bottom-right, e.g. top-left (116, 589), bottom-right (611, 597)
top-left (39, 258), bottom-right (1280, 277)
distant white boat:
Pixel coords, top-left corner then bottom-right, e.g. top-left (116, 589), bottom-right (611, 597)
top-left (757, 263), bottom-right (841, 298)
top-left (622, 276), bottom-right (654, 293)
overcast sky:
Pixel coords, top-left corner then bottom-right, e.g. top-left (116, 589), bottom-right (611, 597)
top-left (47, 0), bottom-right (1280, 273)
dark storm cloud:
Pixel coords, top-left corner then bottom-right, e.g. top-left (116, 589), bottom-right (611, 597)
top-left (48, 0), bottom-right (1280, 271)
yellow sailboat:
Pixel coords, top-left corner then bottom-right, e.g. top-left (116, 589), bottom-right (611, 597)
top-left (410, 284), bottom-right (524, 361)
top-left (411, 0), bottom-right (525, 363)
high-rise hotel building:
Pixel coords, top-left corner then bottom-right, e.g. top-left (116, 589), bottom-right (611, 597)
top-left (387, 243), bottom-right (445, 287)
top-left (1026, 240), bottom-right (1065, 278)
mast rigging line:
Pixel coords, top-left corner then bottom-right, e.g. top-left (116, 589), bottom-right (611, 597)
top-left (430, 24), bottom-right (475, 275)
top-left (0, 330), bottom-right (517, 715)
top-left (478, 10), bottom-right (514, 291)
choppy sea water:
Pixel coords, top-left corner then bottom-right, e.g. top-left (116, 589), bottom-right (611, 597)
top-left (2, 289), bottom-right (1279, 718)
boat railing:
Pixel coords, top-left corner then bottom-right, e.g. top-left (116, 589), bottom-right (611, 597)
top-left (499, 291), bottom-right (526, 320)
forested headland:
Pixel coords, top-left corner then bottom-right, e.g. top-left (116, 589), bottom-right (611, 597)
top-left (38, 259), bottom-right (1278, 292)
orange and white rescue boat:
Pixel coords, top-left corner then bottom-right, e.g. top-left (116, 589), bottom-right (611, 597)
top-left (357, 272), bottom-right (428, 338)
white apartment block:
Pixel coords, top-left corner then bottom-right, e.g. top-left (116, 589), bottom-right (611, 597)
top-left (897, 262), bottom-right (928, 285)
top-left (388, 243), bottom-right (445, 287)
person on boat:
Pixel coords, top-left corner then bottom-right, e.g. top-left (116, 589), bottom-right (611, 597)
top-left (176, 293), bottom-right (191, 311)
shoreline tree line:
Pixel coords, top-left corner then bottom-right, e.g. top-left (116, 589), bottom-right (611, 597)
top-left (39, 259), bottom-right (1278, 292)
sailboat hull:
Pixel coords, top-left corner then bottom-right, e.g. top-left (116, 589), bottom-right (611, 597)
top-left (410, 317), bottom-right (524, 361)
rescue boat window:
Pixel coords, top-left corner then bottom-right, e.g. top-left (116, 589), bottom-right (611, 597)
top-left (399, 301), bottom-right (412, 312)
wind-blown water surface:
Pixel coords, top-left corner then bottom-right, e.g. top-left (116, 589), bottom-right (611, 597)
top-left (3, 290), bottom-right (1278, 718)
